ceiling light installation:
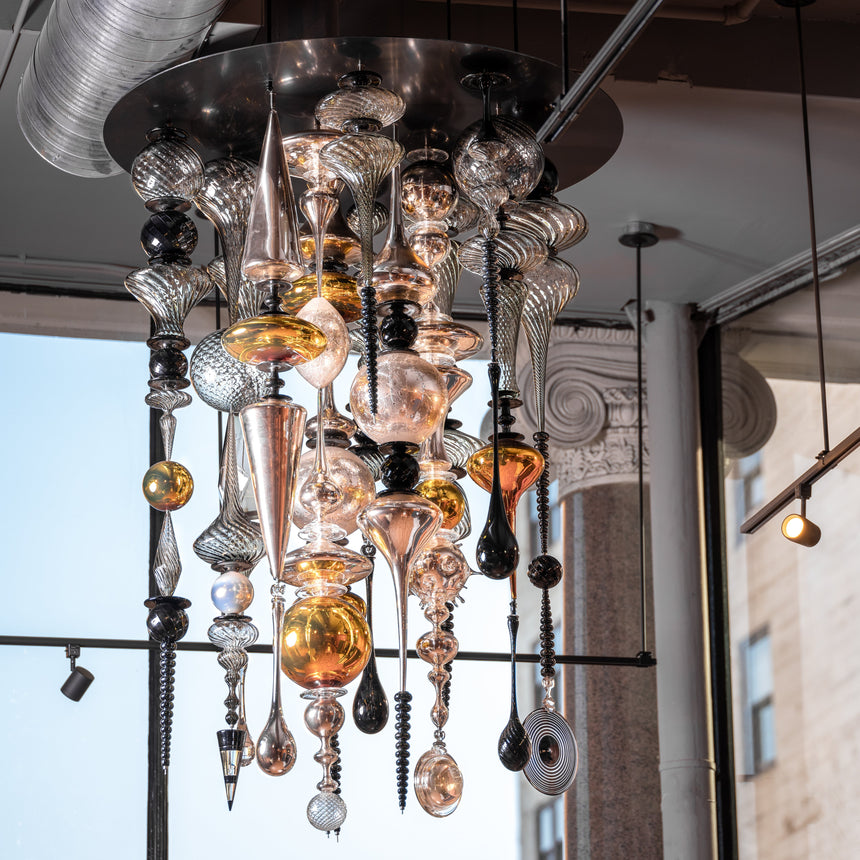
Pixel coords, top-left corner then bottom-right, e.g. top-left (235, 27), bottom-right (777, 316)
top-left (105, 37), bottom-right (601, 831)
top-left (780, 485), bottom-right (821, 548)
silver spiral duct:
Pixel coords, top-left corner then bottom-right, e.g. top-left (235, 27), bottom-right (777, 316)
top-left (17, 0), bottom-right (228, 178)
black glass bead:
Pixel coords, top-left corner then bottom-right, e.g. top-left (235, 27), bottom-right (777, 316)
top-left (380, 303), bottom-right (418, 350)
top-left (528, 554), bottom-right (563, 589)
top-left (380, 447), bottom-right (420, 492)
top-left (141, 210), bottom-right (197, 263)
top-left (145, 596), bottom-right (191, 642)
top-left (150, 347), bottom-right (188, 381)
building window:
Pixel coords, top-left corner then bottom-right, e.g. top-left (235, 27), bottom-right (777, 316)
top-left (734, 452), bottom-right (765, 539)
top-left (743, 628), bottom-right (776, 775)
top-left (537, 797), bottom-right (565, 860)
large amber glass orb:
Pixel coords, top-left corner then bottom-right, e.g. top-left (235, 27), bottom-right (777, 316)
top-left (282, 269), bottom-right (361, 322)
top-left (142, 460), bottom-right (193, 511)
top-left (292, 446), bottom-right (376, 536)
top-left (222, 314), bottom-right (326, 368)
top-left (280, 595), bottom-right (371, 689)
top-left (416, 478), bottom-right (466, 530)
top-left (350, 350), bottom-right (447, 445)
top-left (467, 439), bottom-right (544, 526)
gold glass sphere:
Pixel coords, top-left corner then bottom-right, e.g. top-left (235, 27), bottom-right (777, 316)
top-left (283, 269), bottom-right (362, 322)
top-left (221, 314), bottom-right (326, 368)
top-left (416, 478), bottom-right (466, 530)
top-left (142, 460), bottom-right (194, 511)
top-left (281, 595), bottom-right (371, 689)
top-left (340, 590), bottom-right (367, 617)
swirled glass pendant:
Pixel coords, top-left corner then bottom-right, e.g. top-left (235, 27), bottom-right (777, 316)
top-left (190, 328), bottom-right (270, 413)
top-left (502, 198), bottom-right (588, 253)
top-left (316, 70), bottom-right (405, 133)
top-left (131, 128), bottom-right (204, 210)
top-left (522, 708), bottom-right (578, 795)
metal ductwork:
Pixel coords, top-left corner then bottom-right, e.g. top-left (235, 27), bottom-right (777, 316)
top-left (17, 0), bottom-right (228, 178)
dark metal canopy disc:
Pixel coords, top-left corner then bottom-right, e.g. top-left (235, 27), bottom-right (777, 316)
top-left (103, 37), bottom-right (623, 190)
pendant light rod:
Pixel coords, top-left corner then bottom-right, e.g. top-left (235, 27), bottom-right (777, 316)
top-left (560, 0), bottom-right (570, 92)
top-left (788, 0), bottom-right (830, 456)
top-left (620, 222), bottom-right (658, 657)
top-left (538, 0), bottom-right (665, 143)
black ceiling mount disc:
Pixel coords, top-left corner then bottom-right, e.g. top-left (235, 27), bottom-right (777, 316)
top-left (618, 221), bottom-right (659, 248)
top-left (103, 37), bottom-right (623, 190)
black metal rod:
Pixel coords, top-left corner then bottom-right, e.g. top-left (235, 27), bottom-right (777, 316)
top-left (793, 3), bottom-right (830, 457)
top-left (561, 0), bottom-right (569, 92)
top-left (741, 422), bottom-right (860, 534)
top-left (446, 0), bottom-right (452, 39)
top-left (512, 0), bottom-right (519, 52)
top-left (636, 244), bottom-right (647, 656)
top-left (0, 635), bottom-right (655, 668)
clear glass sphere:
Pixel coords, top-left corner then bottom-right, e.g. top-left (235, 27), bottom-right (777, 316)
top-left (350, 350), bottom-right (448, 445)
top-left (131, 133), bottom-right (204, 206)
top-left (409, 221), bottom-right (451, 268)
top-left (415, 478), bottom-right (466, 530)
top-left (281, 595), bottom-right (371, 688)
top-left (414, 745), bottom-right (464, 817)
top-left (307, 791), bottom-right (347, 832)
top-left (211, 570), bottom-right (254, 615)
top-left (296, 297), bottom-right (350, 389)
top-left (292, 446), bottom-right (376, 536)
top-left (401, 160), bottom-right (456, 222)
top-left (142, 460), bottom-right (193, 511)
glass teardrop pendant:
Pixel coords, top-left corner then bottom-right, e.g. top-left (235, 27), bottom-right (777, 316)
top-left (476, 479), bottom-right (519, 580)
top-left (353, 571), bottom-right (389, 734)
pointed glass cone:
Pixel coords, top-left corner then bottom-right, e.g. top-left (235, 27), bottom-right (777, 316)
top-left (296, 296), bottom-right (350, 389)
top-left (359, 494), bottom-right (442, 695)
top-left (217, 728), bottom-right (245, 810)
top-left (240, 399), bottom-right (307, 581)
top-left (522, 256), bottom-right (581, 432)
top-left (431, 241), bottom-right (462, 317)
top-left (480, 276), bottom-right (529, 399)
top-left (242, 104), bottom-right (305, 285)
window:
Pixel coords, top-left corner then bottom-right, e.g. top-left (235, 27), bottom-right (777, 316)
top-left (733, 452), bottom-right (764, 540)
top-left (743, 629), bottom-right (776, 775)
top-left (537, 798), bottom-right (564, 860)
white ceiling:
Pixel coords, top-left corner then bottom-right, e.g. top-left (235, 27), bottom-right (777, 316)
top-left (1, 5), bottom-right (860, 324)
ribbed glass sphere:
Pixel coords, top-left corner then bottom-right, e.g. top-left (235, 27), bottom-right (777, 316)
top-left (280, 596), bottom-right (371, 688)
top-left (292, 446), bottom-right (376, 536)
top-left (350, 350), bottom-right (448, 445)
top-left (401, 160), bottom-right (456, 222)
top-left (131, 132), bottom-right (204, 207)
top-left (415, 478), bottom-right (466, 530)
top-left (307, 791), bottom-right (347, 832)
top-left (142, 460), bottom-right (193, 511)
top-left (414, 745), bottom-right (464, 817)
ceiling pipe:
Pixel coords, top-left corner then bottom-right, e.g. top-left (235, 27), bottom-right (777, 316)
top-left (17, 0), bottom-right (229, 178)
top-left (538, 0), bottom-right (666, 143)
top-left (428, 0), bottom-right (762, 25)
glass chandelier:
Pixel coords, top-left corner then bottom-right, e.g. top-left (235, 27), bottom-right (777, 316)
top-left (123, 40), bottom-right (589, 831)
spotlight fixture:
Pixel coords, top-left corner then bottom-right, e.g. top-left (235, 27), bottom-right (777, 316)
top-left (60, 644), bottom-right (94, 701)
top-left (780, 485), bottom-right (821, 547)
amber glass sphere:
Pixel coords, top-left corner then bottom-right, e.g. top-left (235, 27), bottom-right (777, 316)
top-left (280, 596), bottom-right (371, 689)
top-left (222, 314), bottom-right (326, 368)
top-left (467, 439), bottom-right (544, 527)
top-left (282, 270), bottom-right (361, 322)
top-left (416, 478), bottom-right (466, 530)
top-left (350, 350), bottom-right (447, 445)
top-left (142, 460), bottom-right (194, 511)
top-left (340, 590), bottom-right (367, 617)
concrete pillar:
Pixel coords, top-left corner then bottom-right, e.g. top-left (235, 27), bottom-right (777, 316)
top-left (645, 302), bottom-right (717, 860)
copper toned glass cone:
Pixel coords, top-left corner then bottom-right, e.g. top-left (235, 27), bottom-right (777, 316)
top-left (372, 163), bottom-right (435, 307)
top-left (522, 257), bottom-right (581, 432)
top-left (125, 263), bottom-right (213, 348)
top-left (240, 399), bottom-right (307, 582)
top-left (502, 198), bottom-right (588, 253)
top-left (194, 158), bottom-right (257, 325)
top-left (242, 98), bottom-right (305, 285)
top-left (222, 314), bottom-right (326, 371)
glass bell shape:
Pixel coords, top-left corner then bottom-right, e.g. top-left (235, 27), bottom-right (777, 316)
top-left (280, 595), bottom-right (371, 688)
top-left (242, 100), bottom-right (305, 285)
top-left (315, 70), bottom-right (405, 133)
top-left (371, 164), bottom-right (436, 307)
top-left (221, 314), bottom-right (326, 372)
top-left (467, 439), bottom-right (545, 530)
top-left (414, 743), bottom-right (464, 817)
top-left (296, 296), bottom-right (350, 389)
top-left (292, 446), bottom-right (376, 537)
top-left (286, 267), bottom-right (361, 322)
top-left (240, 399), bottom-right (307, 581)
top-left (350, 350), bottom-right (448, 446)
